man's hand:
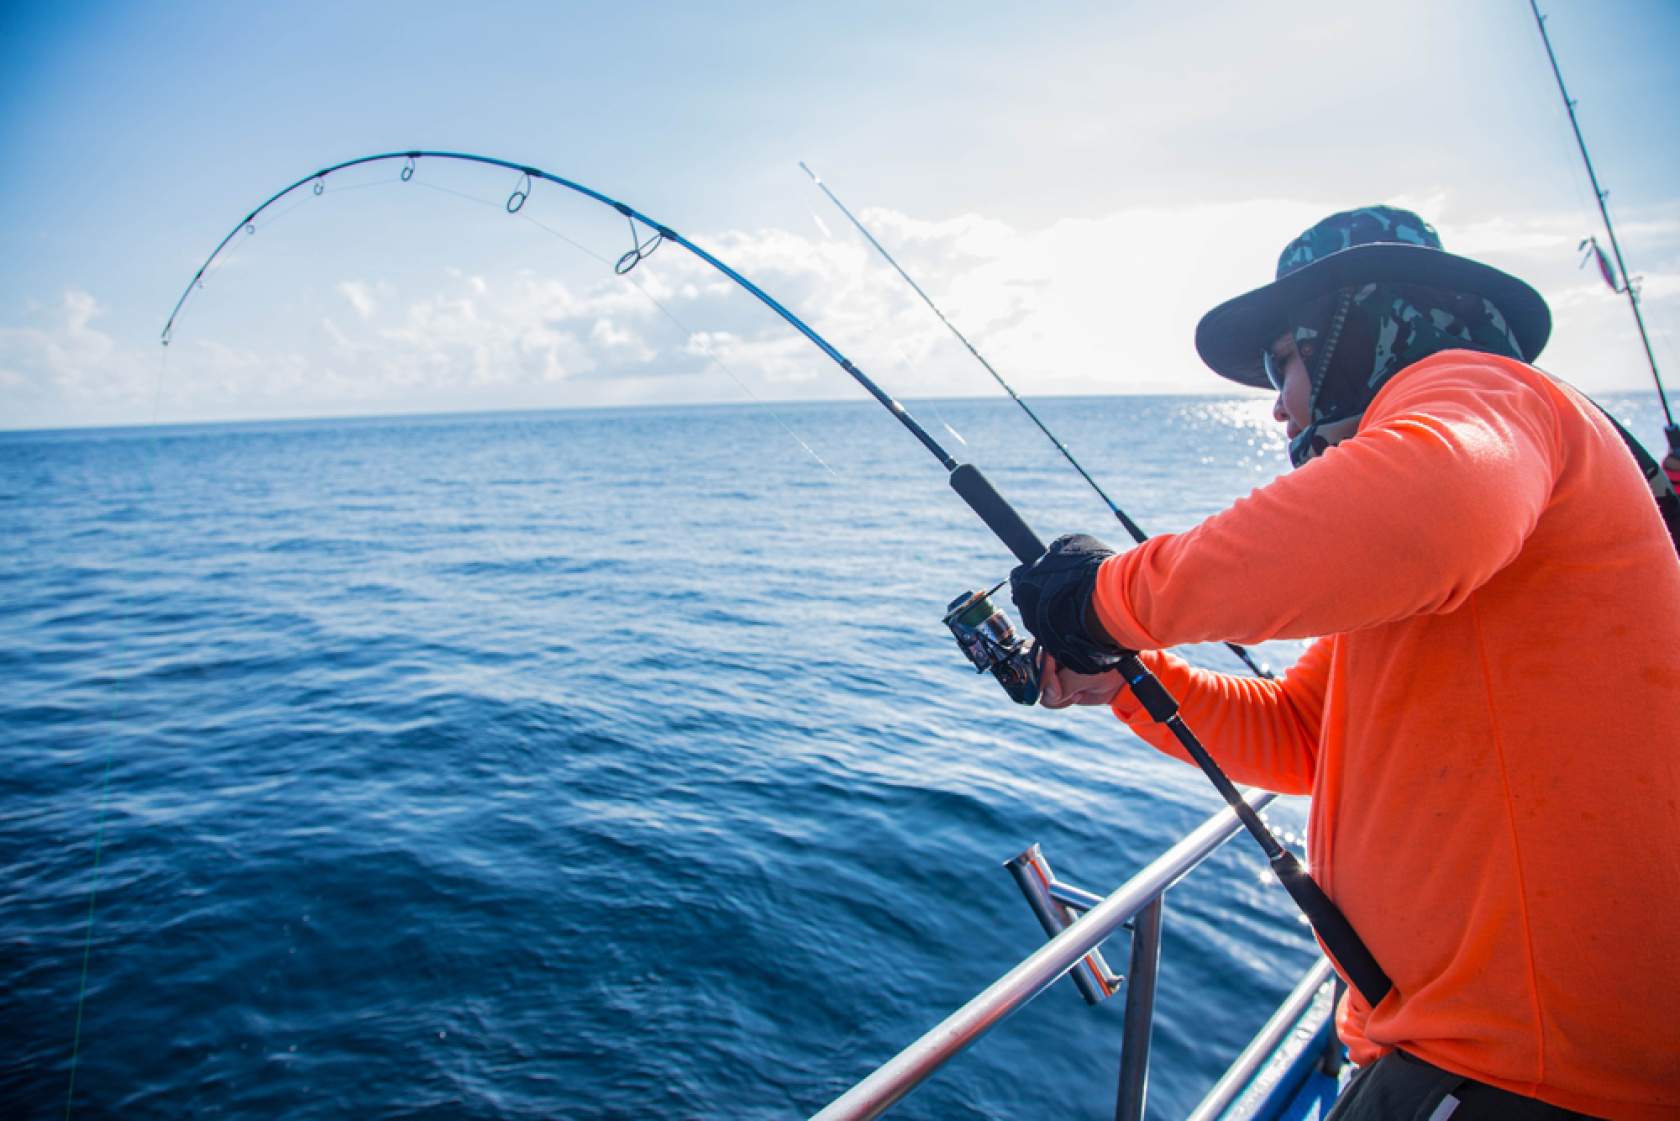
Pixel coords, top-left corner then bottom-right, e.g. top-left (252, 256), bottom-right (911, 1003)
top-left (1038, 651), bottom-right (1125, 709)
top-left (1010, 533), bottom-right (1128, 675)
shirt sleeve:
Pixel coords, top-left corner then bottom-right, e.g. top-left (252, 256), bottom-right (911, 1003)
top-left (1090, 355), bottom-right (1565, 652)
top-left (1112, 640), bottom-right (1331, 794)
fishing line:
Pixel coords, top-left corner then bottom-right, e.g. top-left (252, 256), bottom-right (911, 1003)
top-left (1659, 326), bottom-right (1680, 374)
top-left (800, 162), bottom-right (1274, 679)
top-left (887, 343), bottom-right (970, 450)
top-left (405, 174), bottom-right (848, 484)
top-left (165, 176), bottom-right (398, 343)
top-left (62, 342), bottom-right (171, 1119)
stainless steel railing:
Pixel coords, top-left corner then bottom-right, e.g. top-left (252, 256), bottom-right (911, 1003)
top-left (809, 789), bottom-right (1280, 1121)
top-left (1185, 957), bottom-right (1334, 1121)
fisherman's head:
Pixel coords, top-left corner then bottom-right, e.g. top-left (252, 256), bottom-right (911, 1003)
top-left (1195, 205), bottom-right (1552, 467)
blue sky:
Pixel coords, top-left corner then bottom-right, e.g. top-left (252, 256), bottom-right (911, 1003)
top-left (2, 0), bottom-right (1678, 429)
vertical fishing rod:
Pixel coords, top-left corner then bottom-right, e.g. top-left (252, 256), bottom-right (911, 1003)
top-left (1530, 0), bottom-right (1679, 474)
top-left (801, 161), bottom-right (1274, 679)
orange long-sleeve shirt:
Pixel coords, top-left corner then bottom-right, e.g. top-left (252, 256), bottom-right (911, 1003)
top-left (1090, 352), bottom-right (1680, 1120)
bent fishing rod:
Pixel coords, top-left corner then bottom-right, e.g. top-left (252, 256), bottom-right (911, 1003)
top-left (166, 150), bottom-right (1390, 1008)
top-left (800, 161), bottom-right (1274, 679)
top-left (1531, 0), bottom-right (1678, 470)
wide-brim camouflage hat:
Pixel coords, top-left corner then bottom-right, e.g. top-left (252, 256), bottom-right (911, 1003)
top-left (1195, 206), bottom-right (1552, 388)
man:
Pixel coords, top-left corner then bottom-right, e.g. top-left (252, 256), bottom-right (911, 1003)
top-left (1010, 207), bottom-right (1680, 1120)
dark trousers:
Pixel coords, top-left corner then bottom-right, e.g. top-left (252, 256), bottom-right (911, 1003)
top-left (1325, 1050), bottom-right (1605, 1121)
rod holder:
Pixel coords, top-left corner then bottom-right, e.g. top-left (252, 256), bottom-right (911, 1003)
top-left (1005, 844), bottom-right (1122, 1004)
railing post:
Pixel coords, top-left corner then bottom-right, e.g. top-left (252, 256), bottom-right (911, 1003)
top-left (1114, 894), bottom-right (1163, 1121)
top-left (1006, 844), bottom-right (1123, 1005)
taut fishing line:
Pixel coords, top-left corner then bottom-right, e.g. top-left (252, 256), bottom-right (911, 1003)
top-left (62, 343), bottom-right (171, 1119)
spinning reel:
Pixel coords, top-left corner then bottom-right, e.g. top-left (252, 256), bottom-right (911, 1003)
top-left (943, 583), bottom-right (1042, 706)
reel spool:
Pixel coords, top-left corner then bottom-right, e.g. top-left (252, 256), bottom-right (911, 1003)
top-left (944, 585), bottom-right (1042, 706)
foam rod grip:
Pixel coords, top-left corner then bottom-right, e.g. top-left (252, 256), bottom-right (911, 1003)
top-left (949, 464), bottom-right (1045, 564)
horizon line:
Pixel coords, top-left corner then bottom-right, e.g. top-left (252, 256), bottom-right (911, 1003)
top-left (4, 382), bottom-right (1672, 438)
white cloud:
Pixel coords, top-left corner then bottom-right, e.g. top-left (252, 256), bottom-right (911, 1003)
top-left (696, 198), bottom-right (1333, 398)
top-left (0, 288), bottom-right (158, 426)
top-left (6, 194), bottom-right (1677, 429)
top-left (1636, 272), bottom-right (1680, 302)
top-left (337, 280), bottom-right (379, 319)
top-left (1432, 202), bottom-right (1680, 388)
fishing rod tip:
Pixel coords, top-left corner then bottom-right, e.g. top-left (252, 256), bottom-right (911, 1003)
top-left (798, 161), bottom-right (820, 183)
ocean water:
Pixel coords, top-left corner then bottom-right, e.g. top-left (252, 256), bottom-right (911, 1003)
top-left (3, 391), bottom-right (1670, 1120)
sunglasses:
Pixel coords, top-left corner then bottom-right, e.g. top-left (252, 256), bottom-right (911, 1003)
top-left (1262, 349), bottom-right (1289, 393)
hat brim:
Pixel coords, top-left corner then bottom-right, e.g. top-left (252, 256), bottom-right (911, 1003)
top-left (1195, 243), bottom-right (1552, 389)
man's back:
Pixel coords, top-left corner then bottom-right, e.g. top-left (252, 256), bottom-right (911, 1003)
top-left (1098, 353), bottom-right (1680, 1118)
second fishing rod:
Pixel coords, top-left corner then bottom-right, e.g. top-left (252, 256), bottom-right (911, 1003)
top-left (802, 161), bottom-right (1274, 680)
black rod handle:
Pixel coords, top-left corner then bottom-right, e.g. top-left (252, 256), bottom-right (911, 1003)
top-left (1117, 655), bottom-right (1393, 1009)
top-left (1271, 850), bottom-right (1393, 1009)
top-left (949, 463), bottom-right (1045, 564)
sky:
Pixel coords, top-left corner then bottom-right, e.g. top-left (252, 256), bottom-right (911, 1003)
top-left (2, 0), bottom-right (1678, 430)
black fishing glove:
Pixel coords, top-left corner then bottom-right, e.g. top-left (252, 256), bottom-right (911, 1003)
top-left (1009, 534), bottom-right (1129, 676)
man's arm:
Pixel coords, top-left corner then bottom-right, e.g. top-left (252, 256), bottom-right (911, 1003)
top-left (1091, 355), bottom-right (1563, 652)
top-left (1109, 642), bottom-right (1330, 794)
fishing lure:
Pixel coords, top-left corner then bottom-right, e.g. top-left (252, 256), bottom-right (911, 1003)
top-left (1532, 0), bottom-right (1679, 481)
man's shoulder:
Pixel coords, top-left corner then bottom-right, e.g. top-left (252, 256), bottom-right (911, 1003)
top-left (1359, 350), bottom-right (1582, 452)
top-left (1368, 350), bottom-right (1555, 414)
